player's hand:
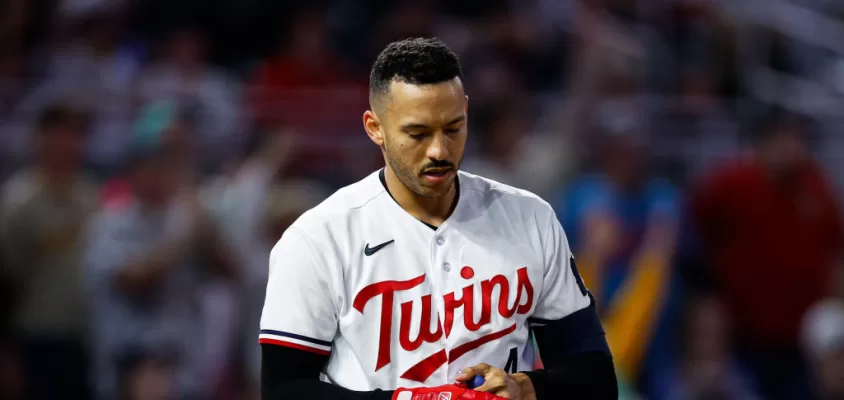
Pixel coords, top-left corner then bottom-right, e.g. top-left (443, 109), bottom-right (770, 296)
top-left (456, 364), bottom-right (536, 400)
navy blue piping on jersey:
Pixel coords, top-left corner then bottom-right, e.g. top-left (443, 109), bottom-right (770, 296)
top-left (260, 329), bottom-right (333, 347)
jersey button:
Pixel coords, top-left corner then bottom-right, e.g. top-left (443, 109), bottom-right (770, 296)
top-left (443, 262), bottom-right (451, 272)
top-left (436, 237), bottom-right (445, 245)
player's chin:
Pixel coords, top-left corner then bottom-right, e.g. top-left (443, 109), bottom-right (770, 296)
top-left (413, 187), bottom-right (448, 198)
top-left (419, 175), bottom-right (454, 193)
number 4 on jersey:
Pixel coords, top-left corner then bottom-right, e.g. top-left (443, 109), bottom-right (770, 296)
top-left (500, 257), bottom-right (585, 375)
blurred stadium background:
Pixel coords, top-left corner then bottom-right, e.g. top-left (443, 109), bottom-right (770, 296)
top-left (1, 0), bottom-right (843, 399)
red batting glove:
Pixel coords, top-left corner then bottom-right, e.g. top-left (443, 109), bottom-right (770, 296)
top-left (392, 384), bottom-right (506, 400)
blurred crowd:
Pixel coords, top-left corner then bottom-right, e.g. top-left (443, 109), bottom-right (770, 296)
top-left (1, 0), bottom-right (843, 399)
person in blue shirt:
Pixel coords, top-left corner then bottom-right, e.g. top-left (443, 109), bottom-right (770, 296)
top-left (555, 130), bottom-right (682, 397)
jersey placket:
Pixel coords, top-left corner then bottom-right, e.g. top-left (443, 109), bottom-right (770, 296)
top-left (427, 225), bottom-right (465, 383)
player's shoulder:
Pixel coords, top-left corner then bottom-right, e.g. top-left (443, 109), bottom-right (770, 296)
top-left (458, 170), bottom-right (555, 216)
top-left (286, 170), bottom-right (386, 235)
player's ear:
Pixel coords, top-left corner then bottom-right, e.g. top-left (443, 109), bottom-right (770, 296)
top-left (464, 95), bottom-right (469, 115)
top-left (363, 110), bottom-right (385, 146)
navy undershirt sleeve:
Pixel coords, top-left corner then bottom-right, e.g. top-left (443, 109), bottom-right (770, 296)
top-left (524, 300), bottom-right (618, 399)
top-left (261, 344), bottom-right (394, 400)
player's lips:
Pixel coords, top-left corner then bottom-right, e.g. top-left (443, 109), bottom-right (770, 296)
top-left (421, 168), bottom-right (453, 183)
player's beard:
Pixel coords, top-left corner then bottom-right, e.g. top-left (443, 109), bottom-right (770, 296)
top-left (383, 139), bottom-right (459, 198)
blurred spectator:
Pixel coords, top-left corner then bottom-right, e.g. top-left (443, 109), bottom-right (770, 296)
top-left (16, 5), bottom-right (142, 178)
top-left (731, 0), bottom-right (844, 116)
top-left (654, 0), bottom-right (739, 96)
top-left (817, 131), bottom-right (844, 212)
top-left (457, 99), bottom-right (565, 198)
top-left (0, 0), bottom-right (27, 44)
top-left (100, 101), bottom-right (200, 207)
top-left (84, 112), bottom-right (238, 399)
top-left (692, 111), bottom-right (843, 400)
top-left (462, 101), bottom-right (531, 185)
top-left (3, 1), bottom-right (844, 398)
top-left (0, 103), bottom-right (97, 400)
top-left (116, 349), bottom-right (173, 400)
top-left (653, 70), bottom-right (742, 187)
top-left (462, 54), bottom-right (527, 118)
top-left (534, 2), bottom-right (652, 196)
top-left (244, 179), bottom-right (329, 395)
top-left (138, 27), bottom-right (244, 173)
top-left (663, 293), bottom-right (759, 400)
top-left (0, 42), bottom-right (29, 179)
top-left (373, 0), bottom-right (439, 46)
top-left (566, 0), bottom-right (649, 95)
top-left (247, 6), bottom-right (359, 131)
top-left (555, 128), bottom-right (681, 391)
top-left (802, 298), bottom-right (844, 400)
top-left (0, 43), bottom-right (27, 116)
top-left (246, 7), bottom-right (368, 182)
top-left (201, 129), bottom-right (329, 395)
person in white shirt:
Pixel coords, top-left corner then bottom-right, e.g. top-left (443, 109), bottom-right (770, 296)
top-left (259, 37), bottom-right (616, 400)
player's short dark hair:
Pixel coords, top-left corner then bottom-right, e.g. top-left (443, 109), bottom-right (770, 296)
top-left (369, 37), bottom-right (463, 108)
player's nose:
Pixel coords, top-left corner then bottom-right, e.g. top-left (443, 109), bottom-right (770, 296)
top-left (426, 132), bottom-right (450, 161)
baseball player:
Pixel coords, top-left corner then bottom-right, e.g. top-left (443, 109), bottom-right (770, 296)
top-left (260, 38), bottom-right (617, 400)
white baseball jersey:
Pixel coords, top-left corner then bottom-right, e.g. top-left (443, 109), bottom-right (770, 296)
top-left (259, 169), bottom-right (591, 390)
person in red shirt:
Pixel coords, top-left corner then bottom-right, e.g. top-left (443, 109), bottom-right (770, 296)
top-left (692, 112), bottom-right (843, 400)
top-left (246, 8), bottom-right (370, 182)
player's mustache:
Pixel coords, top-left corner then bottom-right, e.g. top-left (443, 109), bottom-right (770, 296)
top-left (421, 161), bottom-right (455, 173)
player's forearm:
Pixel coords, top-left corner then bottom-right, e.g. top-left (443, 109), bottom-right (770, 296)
top-left (261, 344), bottom-right (394, 400)
top-left (521, 352), bottom-right (617, 400)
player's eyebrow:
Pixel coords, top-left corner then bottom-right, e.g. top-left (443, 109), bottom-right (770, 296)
top-left (401, 115), bottom-right (466, 130)
top-left (445, 115), bottom-right (466, 125)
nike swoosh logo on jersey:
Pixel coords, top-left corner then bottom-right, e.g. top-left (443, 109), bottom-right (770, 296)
top-left (364, 240), bottom-right (394, 256)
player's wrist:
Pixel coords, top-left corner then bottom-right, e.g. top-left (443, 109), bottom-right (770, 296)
top-left (511, 372), bottom-right (537, 400)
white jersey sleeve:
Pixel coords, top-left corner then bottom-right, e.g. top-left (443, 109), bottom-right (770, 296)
top-left (531, 209), bottom-right (592, 321)
top-left (259, 226), bottom-right (338, 355)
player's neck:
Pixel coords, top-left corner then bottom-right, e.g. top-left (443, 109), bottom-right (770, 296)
top-left (384, 167), bottom-right (457, 226)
